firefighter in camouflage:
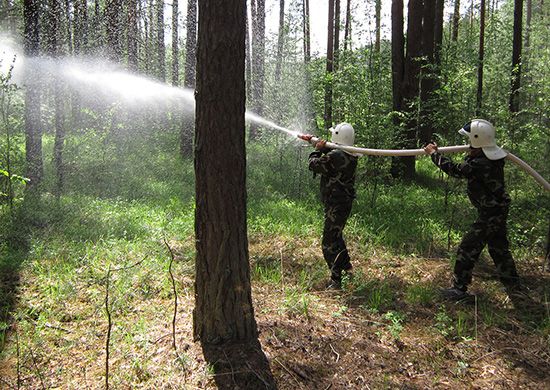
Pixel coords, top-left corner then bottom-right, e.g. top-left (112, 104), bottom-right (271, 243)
top-left (424, 119), bottom-right (521, 301)
top-left (302, 123), bottom-right (358, 289)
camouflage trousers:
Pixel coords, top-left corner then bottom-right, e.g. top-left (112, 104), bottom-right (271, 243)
top-left (453, 207), bottom-right (519, 290)
top-left (322, 200), bottom-right (353, 281)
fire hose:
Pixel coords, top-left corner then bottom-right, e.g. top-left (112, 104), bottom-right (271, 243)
top-left (297, 135), bottom-right (550, 192)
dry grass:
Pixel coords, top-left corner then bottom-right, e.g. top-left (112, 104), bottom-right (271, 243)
top-left (0, 235), bottom-right (549, 389)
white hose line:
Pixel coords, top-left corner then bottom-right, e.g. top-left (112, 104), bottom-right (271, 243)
top-left (505, 153), bottom-right (550, 192)
top-left (303, 136), bottom-right (550, 192)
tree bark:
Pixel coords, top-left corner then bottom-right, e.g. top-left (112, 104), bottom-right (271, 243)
top-left (434, 0), bottom-right (444, 64)
top-left (333, 0), bottom-right (341, 71)
top-left (324, 0), bottom-right (335, 131)
top-left (420, 0), bottom-right (436, 144)
top-left (128, 0), bottom-right (139, 69)
top-left (303, 0), bottom-right (310, 62)
top-left (184, 0), bottom-right (197, 88)
top-left (74, 0), bottom-right (88, 55)
top-left (375, 0), bottom-right (381, 53)
top-left (393, 0), bottom-right (423, 179)
top-left (344, 0), bottom-right (351, 52)
top-left (24, 0), bottom-right (43, 190)
top-left (194, 0), bottom-right (258, 345)
top-left (180, 0), bottom-right (197, 158)
top-left (47, 0), bottom-right (66, 196)
top-left (171, 0), bottom-right (179, 85)
top-left (106, 0), bottom-right (123, 61)
top-left (452, 0), bottom-right (460, 41)
top-left (509, 0), bottom-right (523, 114)
top-left (156, 0), bottom-right (166, 81)
top-left (274, 0), bottom-right (285, 82)
top-left (476, 0), bottom-right (486, 116)
top-left (391, 0), bottom-right (404, 114)
top-left (250, 0), bottom-right (266, 139)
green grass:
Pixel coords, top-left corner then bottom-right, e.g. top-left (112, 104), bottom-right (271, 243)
top-left (0, 133), bottom-right (548, 388)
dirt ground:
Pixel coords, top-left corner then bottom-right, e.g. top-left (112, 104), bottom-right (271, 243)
top-left (0, 241), bottom-right (549, 389)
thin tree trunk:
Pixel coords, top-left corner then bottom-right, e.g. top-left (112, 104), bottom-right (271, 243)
top-left (324, 0), bottom-right (335, 132)
top-left (172, 0), bottom-right (179, 85)
top-left (184, 0), bottom-right (197, 88)
top-left (303, 0), bottom-right (310, 62)
top-left (128, 0), bottom-right (139, 69)
top-left (434, 0), bottom-right (444, 65)
top-left (391, 0), bottom-right (404, 114)
top-left (334, 0), bottom-right (341, 71)
top-left (156, 0), bottom-right (166, 81)
top-left (420, 0), bottom-right (436, 144)
top-left (74, 0), bottom-right (88, 55)
top-left (509, 0), bottom-right (523, 114)
top-left (524, 0), bottom-right (532, 73)
top-left (274, 0), bottom-right (285, 82)
top-left (65, 0), bottom-right (73, 55)
top-left (106, 0), bottom-right (123, 61)
top-left (250, 0), bottom-right (265, 138)
top-left (476, 0), bottom-right (486, 116)
top-left (48, 0), bottom-right (66, 196)
top-left (246, 0), bottom-right (252, 98)
top-left (398, 0), bottom-right (423, 179)
top-left (24, 0), bottom-right (43, 190)
top-left (180, 0), bottom-right (197, 158)
top-left (452, 0), bottom-right (460, 41)
top-left (375, 0), bottom-right (381, 52)
top-left (344, 0), bottom-right (351, 51)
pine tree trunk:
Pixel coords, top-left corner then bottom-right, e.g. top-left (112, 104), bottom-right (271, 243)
top-left (106, 0), bottom-right (123, 61)
top-left (452, 0), bottom-right (460, 41)
top-left (74, 0), bottom-right (88, 55)
top-left (48, 0), bottom-right (66, 196)
top-left (420, 0), bottom-right (436, 144)
top-left (24, 0), bottom-right (43, 191)
top-left (180, 0), bottom-right (197, 158)
top-left (344, 0), bottom-right (351, 51)
top-left (324, 0), bottom-right (335, 132)
top-left (128, 0), bottom-right (139, 69)
top-left (391, 0), bottom-right (404, 114)
top-left (375, 0), bottom-right (381, 53)
top-left (509, 0), bottom-right (523, 114)
top-left (395, 0), bottom-right (423, 179)
top-left (250, 0), bottom-right (266, 139)
top-left (156, 0), bottom-right (166, 81)
top-left (476, 0), bottom-right (486, 115)
top-left (303, 0), bottom-right (310, 62)
top-left (333, 0), bottom-right (341, 71)
top-left (434, 0), bottom-right (444, 64)
top-left (172, 0), bottom-right (179, 86)
top-left (274, 0), bottom-right (285, 83)
top-left (194, 0), bottom-right (258, 345)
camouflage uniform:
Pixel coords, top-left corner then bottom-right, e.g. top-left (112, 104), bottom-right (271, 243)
top-left (309, 148), bottom-right (358, 283)
top-left (431, 151), bottom-right (520, 291)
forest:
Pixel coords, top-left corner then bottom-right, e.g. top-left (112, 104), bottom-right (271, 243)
top-left (0, 0), bottom-right (549, 388)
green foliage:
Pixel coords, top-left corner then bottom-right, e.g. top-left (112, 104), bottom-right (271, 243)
top-left (383, 310), bottom-right (405, 340)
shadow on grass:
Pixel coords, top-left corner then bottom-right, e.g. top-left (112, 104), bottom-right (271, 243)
top-left (201, 339), bottom-right (277, 389)
top-left (0, 197), bottom-right (34, 356)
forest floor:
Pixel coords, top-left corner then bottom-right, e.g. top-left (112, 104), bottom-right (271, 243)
top-left (1, 232), bottom-right (549, 389)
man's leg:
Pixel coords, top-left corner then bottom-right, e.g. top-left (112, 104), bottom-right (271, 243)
top-left (322, 201), bottom-right (353, 285)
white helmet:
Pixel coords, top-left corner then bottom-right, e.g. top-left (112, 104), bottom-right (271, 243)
top-left (458, 119), bottom-right (507, 160)
top-left (330, 123), bottom-right (355, 146)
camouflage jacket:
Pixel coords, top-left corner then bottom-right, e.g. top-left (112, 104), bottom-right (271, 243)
top-left (431, 151), bottom-right (511, 210)
top-left (309, 148), bottom-right (358, 204)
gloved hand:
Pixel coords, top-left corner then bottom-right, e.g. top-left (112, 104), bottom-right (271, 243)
top-left (298, 134), bottom-right (313, 142)
top-left (315, 139), bottom-right (327, 150)
top-left (424, 142), bottom-right (438, 155)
